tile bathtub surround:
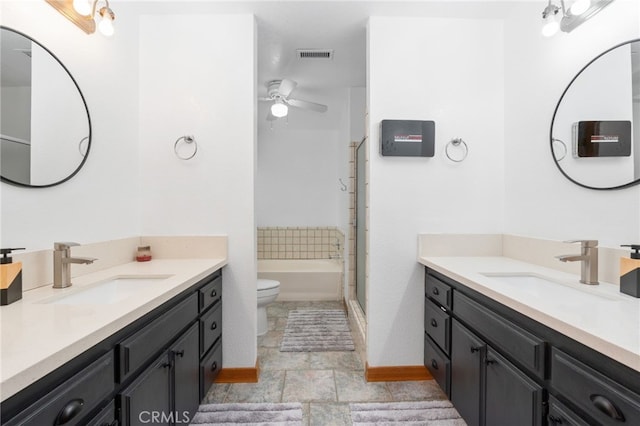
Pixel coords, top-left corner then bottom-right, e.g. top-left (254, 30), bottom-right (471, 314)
top-left (257, 227), bottom-right (345, 260)
top-left (205, 301), bottom-right (448, 425)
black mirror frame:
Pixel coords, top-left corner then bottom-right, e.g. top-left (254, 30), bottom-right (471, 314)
top-left (550, 38), bottom-right (640, 191)
top-left (0, 26), bottom-right (92, 189)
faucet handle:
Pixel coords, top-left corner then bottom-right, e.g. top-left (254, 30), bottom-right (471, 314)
top-left (563, 240), bottom-right (598, 247)
top-left (54, 242), bottom-right (80, 250)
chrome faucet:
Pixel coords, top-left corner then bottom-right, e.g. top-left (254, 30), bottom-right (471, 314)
top-left (53, 242), bottom-right (97, 288)
top-left (556, 240), bottom-right (599, 285)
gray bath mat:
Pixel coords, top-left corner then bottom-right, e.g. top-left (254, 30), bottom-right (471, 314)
top-left (280, 309), bottom-right (355, 352)
top-left (350, 400), bottom-right (466, 425)
top-left (190, 402), bottom-right (303, 425)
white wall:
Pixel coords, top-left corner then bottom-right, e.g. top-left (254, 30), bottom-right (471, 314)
top-left (257, 89), bottom-right (349, 228)
top-left (138, 14), bottom-right (257, 368)
top-left (0, 0), bottom-right (140, 250)
top-left (367, 16), bottom-right (505, 366)
top-left (503, 0), bottom-right (640, 247)
top-left (257, 127), bottom-right (342, 226)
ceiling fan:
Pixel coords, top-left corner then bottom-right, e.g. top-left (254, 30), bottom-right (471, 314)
top-left (259, 79), bottom-right (328, 120)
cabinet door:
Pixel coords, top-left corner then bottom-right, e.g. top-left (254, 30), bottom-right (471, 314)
top-left (485, 348), bottom-right (543, 426)
top-left (450, 319), bottom-right (484, 426)
top-left (172, 323), bottom-right (200, 424)
top-left (119, 355), bottom-right (171, 426)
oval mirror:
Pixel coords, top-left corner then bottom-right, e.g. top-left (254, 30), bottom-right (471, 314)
top-left (0, 27), bottom-right (91, 188)
top-left (551, 39), bottom-right (640, 190)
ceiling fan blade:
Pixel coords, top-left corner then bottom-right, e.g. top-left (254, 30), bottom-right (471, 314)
top-left (258, 97), bottom-right (272, 102)
top-left (278, 79), bottom-right (297, 98)
top-left (286, 98), bottom-right (328, 113)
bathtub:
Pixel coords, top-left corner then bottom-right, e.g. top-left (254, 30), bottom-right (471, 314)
top-left (257, 259), bottom-right (343, 301)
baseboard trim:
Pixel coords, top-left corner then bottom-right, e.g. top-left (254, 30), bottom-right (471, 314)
top-left (215, 359), bottom-right (260, 383)
top-left (365, 363), bottom-right (433, 382)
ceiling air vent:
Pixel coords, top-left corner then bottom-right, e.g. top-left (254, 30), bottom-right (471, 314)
top-left (296, 49), bottom-right (334, 60)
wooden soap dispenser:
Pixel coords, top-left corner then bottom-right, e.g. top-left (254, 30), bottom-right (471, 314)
top-left (1, 248), bottom-right (25, 306)
top-left (620, 244), bottom-right (640, 298)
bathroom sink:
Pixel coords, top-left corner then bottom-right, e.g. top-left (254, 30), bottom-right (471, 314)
top-left (480, 272), bottom-right (624, 303)
top-left (40, 275), bottom-right (173, 305)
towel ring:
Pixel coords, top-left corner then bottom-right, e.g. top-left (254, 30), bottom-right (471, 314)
top-left (552, 138), bottom-right (567, 162)
top-left (174, 135), bottom-right (198, 160)
top-left (445, 138), bottom-right (468, 162)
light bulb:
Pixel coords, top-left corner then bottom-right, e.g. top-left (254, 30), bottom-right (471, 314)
top-left (72, 0), bottom-right (92, 16)
top-left (98, 7), bottom-right (115, 37)
top-left (542, 4), bottom-right (560, 37)
top-left (570, 0), bottom-right (591, 16)
top-left (271, 102), bottom-right (288, 118)
top-left (542, 19), bottom-right (560, 37)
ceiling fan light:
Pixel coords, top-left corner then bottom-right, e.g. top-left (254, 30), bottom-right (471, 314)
top-left (271, 101), bottom-right (288, 118)
top-left (570, 0), bottom-right (591, 16)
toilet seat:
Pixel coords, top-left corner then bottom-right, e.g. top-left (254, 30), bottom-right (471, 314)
top-left (258, 279), bottom-right (280, 291)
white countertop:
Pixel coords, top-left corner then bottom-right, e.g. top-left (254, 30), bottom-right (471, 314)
top-left (0, 258), bottom-right (227, 402)
top-left (419, 256), bottom-right (640, 373)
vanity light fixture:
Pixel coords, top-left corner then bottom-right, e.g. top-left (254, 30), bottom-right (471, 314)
top-left (542, 1), bottom-right (561, 37)
top-left (45, 0), bottom-right (116, 36)
top-left (541, 0), bottom-right (615, 37)
top-left (271, 99), bottom-right (289, 118)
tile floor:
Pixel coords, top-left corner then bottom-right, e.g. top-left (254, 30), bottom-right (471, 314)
top-left (203, 301), bottom-right (447, 425)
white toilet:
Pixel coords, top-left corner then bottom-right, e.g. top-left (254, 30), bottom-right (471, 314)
top-left (257, 279), bottom-right (280, 336)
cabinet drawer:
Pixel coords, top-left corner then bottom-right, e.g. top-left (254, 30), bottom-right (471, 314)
top-left (424, 333), bottom-right (450, 397)
top-left (6, 352), bottom-right (114, 426)
top-left (455, 292), bottom-right (545, 378)
top-left (551, 348), bottom-right (640, 425)
top-left (548, 395), bottom-right (590, 426)
top-left (86, 400), bottom-right (116, 426)
top-left (200, 302), bottom-right (222, 356)
top-left (118, 293), bottom-right (198, 382)
top-left (200, 339), bottom-right (223, 400)
top-left (425, 273), bottom-right (452, 310)
top-left (199, 274), bottom-right (222, 313)
top-left (425, 298), bottom-right (450, 355)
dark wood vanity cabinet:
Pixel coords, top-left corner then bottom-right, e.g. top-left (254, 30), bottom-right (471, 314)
top-left (424, 267), bottom-right (640, 426)
top-left (1, 268), bottom-right (223, 426)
